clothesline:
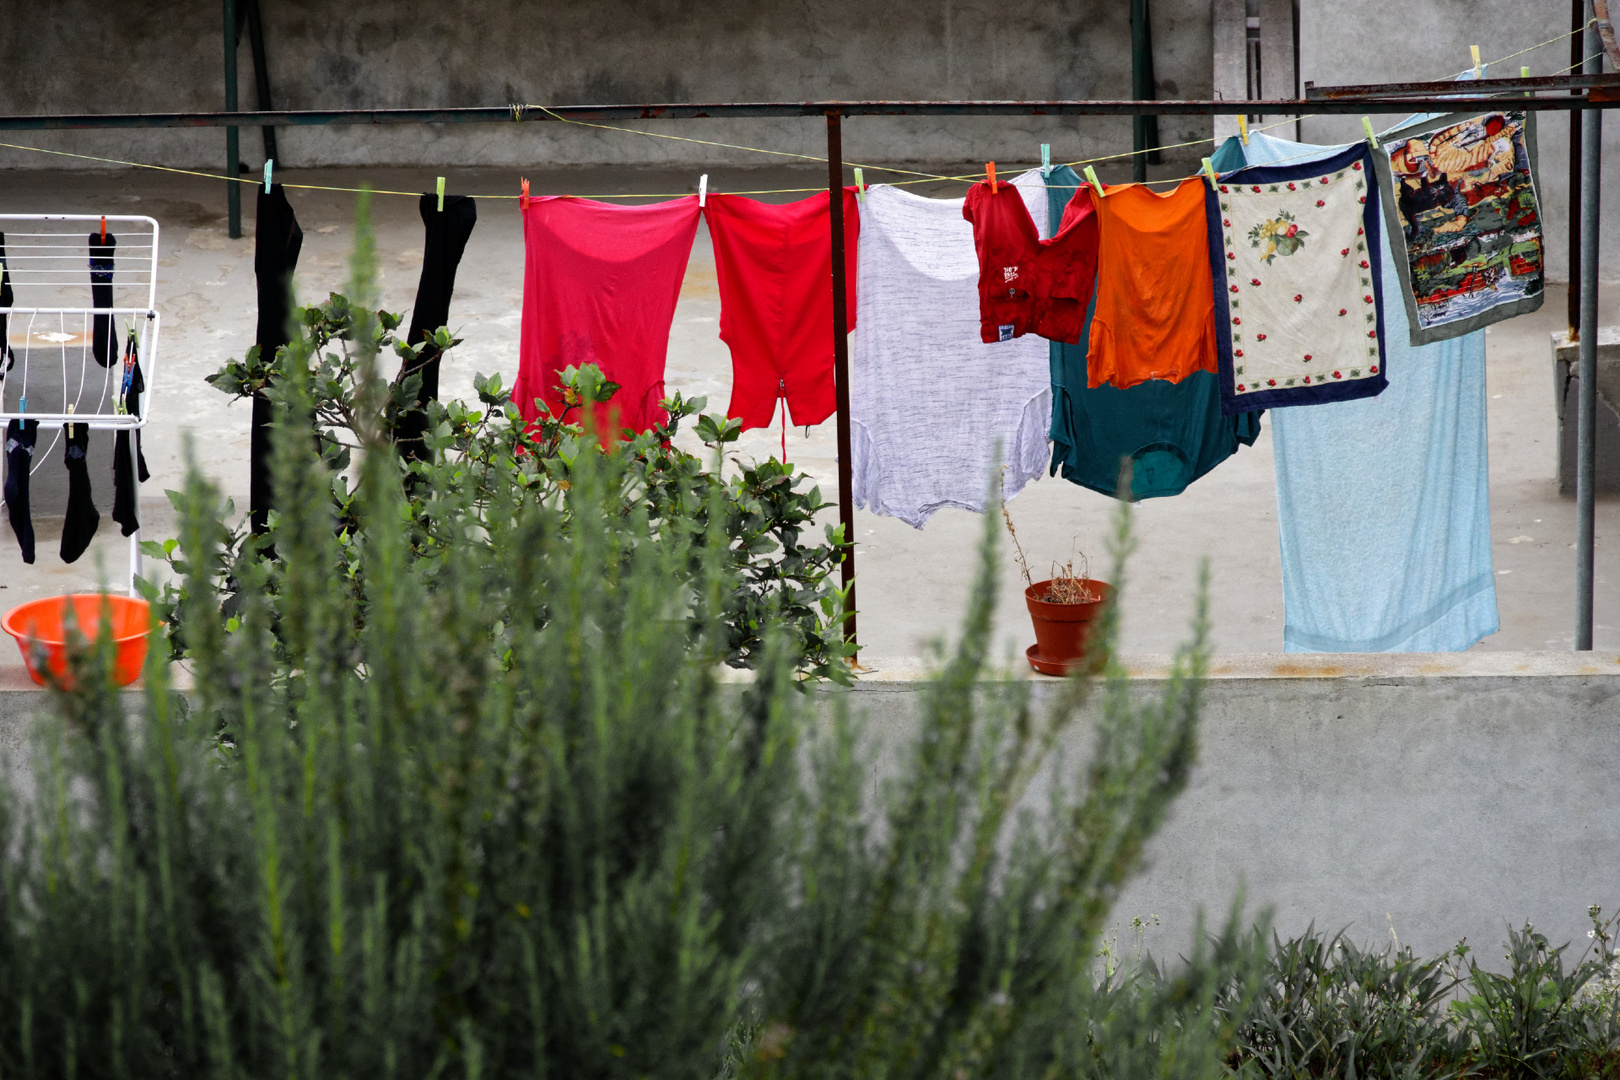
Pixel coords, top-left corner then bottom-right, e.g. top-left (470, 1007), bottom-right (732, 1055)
top-left (0, 22), bottom-right (1594, 204)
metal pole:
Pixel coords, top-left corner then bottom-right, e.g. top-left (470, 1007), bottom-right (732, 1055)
top-left (1130, 0), bottom-right (1156, 182)
top-left (224, 0), bottom-right (241, 239)
top-left (1576, 20), bottom-right (1602, 649)
top-left (244, 0), bottom-right (279, 163)
top-left (826, 110), bottom-right (857, 650)
top-left (1570, 0), bottom-right (1586, 334)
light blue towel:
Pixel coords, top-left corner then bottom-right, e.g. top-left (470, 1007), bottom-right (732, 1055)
top-left (1240, 131), bottom-right (1498, 652)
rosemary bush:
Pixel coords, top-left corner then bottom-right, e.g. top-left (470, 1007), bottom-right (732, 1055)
top-left (0, 199), bottom-right (1257, 1079)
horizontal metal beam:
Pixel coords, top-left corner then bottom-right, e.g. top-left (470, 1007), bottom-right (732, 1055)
top-left (1306, 71), bottom-right (1620, 100)
top-left (0, 95), bottom-right (1615, 133)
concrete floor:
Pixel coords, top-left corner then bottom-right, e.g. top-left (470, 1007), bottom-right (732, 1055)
top-left (1, 165), bottom-right (1617, 667)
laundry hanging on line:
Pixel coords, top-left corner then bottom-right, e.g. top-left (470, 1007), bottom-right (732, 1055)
top-left (1209, 142), bottom-right (1390, 413)
top-left (1236, 131), bottom-right (1498, 653)
top-left (1042, 165), bottom-right (1262, 500)
top-left (250, 184), bottom-right (304, 536)
top-left (111, 325), bottom-right (150, 537)
top-left (961, 175), bottom-right (1097, 345)
top-left (851, 174), bottom-right (1052, 529)
top-left (704, 188), bottom-right (859, 435)
top-left (3, 418), bottom-right (36, 565)
top-left (89, 228), bottom-right (116, 368)
top-left (514, 194), bottom-right (701, 438)
top-left (1373, 108), bottom-right (1544, 345)
top-left (396, 192), bottom-right (478, 463)
top-left (59, 422), bottom-right (99, 564)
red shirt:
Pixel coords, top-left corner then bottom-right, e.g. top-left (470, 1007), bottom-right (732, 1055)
top-left (963, 180), bottom-right (1099, 345)
top-left (704, 189), bottom-right (859, 431)
top-left (514, 195), bottom-right (701, 438)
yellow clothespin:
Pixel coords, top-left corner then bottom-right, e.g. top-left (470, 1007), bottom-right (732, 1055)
top-left (1522, 65), bottom-right (1532, 97)
top-left (1201, 157), bottom-right (1219, 188)
top-left (1362, 116), bottom-right (1378, 149)
top-left (986, 162), bottom-right (998, 193)
top-left (436, 176), bottom-right (445, 212)
top-left (1040, 143), bottom-right (1051, 178)
top-left (854, 167), bottom-right (865, 204)
top-left (1083, 165), bottom-right (1104, 196)
top-left (263, 159), bottom-right (273, 194)
top-left (698, 174), bottom-right (708, 208)
top-left (67, 403), bottom-right (75, 439)
top-left (1471, 45), bottom-right (1483, 78)
top-left (1238, 115), bottom-right (1250, 145)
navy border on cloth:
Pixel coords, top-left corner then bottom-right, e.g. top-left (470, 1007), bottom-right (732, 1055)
top-left (1206, 142), bottom-right (1387, 415)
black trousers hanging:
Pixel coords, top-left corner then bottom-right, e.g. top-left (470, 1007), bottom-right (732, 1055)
top-left (112, 333), bottom-right (150, 536)
top-left (59, 423), bottom-right (100, 564)
top-left (4, 419), bottom-right (37, 564)
top-left (89, 230), bottom-right (116, 367)
top-left (250, 185), bottom-right (304, 535)
top-left (395, 192), bottom-right (477, 463)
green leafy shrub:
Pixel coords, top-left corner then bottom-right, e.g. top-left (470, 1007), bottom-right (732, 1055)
top-left (148, 214), bottom-right (851, 680)
top-left (0, 197), bottom-right (1257, 1080)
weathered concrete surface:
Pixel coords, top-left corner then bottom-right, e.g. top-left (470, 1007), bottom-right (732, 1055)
top-left (824, 651), bottom-right (1620, 966)
top-left (0, 0), bottom-right (1214, 173)
top-left (0, 167), bottom-right (1618, 660)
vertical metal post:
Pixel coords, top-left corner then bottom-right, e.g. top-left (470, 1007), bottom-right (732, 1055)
top-left (224, 0), bottom-right (241, 239)
top-left (244, 0), bottom-right (279, 163)
top-left (1130, 0), bottom-right (1158, 182)
top-left (826, 110), bottom-right (857, 649)
top-left (1570, 0), bottom-right (1585, 334)
top-left (1576, 28), bottom-right (1602, 650)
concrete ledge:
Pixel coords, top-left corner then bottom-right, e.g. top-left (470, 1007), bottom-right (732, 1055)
top-left (847, 650), bottom-right (1620, 681)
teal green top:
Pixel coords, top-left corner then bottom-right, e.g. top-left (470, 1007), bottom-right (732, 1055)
top-left (1045, 164), bottom-right (1262, 499)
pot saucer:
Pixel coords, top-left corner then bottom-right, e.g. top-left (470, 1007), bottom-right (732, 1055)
top-left (1025, 643), bottom-right (1080, 677)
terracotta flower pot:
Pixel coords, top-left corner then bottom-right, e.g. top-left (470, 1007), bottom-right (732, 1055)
top-left (1024, 579), bottom-right (1111, 676)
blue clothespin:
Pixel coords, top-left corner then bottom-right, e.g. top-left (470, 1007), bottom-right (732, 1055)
top-left (1041, 143), bottom-right (1051, 178)
top-left (436, 176), bottom-right (445, 212)
top-left (263, 159), bottom-right (273, 193)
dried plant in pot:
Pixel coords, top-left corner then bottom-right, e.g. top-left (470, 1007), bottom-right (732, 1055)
top-left (1002, 497), bottom-right (1111, 676)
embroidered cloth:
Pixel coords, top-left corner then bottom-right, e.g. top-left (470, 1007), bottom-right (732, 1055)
top-left (1209, 143), bottom-right (1388, 414)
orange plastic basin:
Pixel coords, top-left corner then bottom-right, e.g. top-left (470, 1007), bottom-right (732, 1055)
top-left (2, 594), bottom-right (154, 688)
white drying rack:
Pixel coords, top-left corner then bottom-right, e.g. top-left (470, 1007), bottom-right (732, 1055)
top-left (0, 214), bottom-right (163, 595)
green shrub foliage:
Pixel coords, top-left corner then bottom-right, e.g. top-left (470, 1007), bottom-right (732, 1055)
top-left (0, 198), bottom-right (1258, 1080)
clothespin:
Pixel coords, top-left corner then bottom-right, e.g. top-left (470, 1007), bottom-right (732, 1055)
top-left (436, 176), bottom-right (445, 212)
top-left (1201, 157), bottom-right (1219, 188)
top-left (854, 167), bottom-right (865, 204)
top-left (520, 177), bottom-right (529, 210)
top-left (67, 403), bottom-right (75, 439)
top-left (986, 162), bottom-right (998, 193)
top-left (1471, 45), bottom-right (1483, 79)
top-left (1362, 116), bottom-right (1378, 149)
top-left (1238, 115), bottom-right (1250, 145)
top-left (1040, 144), bottom-right (1051, 178)
top-left (1083, 165), bottom-right (1104, 197)
top-left (1522, 65), bottom-right (1533, 97)
top-left (263, 159), bottom-right (273, 193)
top-left (698, 174), bottom-right (708, 208)
top-left (99, 216), bottom-right (106, 243)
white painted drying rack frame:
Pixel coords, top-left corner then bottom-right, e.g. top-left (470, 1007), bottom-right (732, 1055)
top-left (0, 214), bottom-right (162, 596)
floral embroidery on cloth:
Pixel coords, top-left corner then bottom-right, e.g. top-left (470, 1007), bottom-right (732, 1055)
top-left (1207, 142), bottom-right (1388, 415)
top-left (1372, 109), bottom-right (1544, 346)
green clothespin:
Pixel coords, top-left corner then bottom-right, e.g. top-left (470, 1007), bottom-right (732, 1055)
top-left (263, 159), bottom-right (273, 193)
top-left (1083, 165), bottom-right (1104, 196)
top-left (1041, 143), bottom-right (1051, 178)
top-left (436, 176), bottom-right (445, 212)
top-left (1362, 116), bottom-right (1378, 149)
top-left (854, 167), bottom-right (865, 204)
top-left (1201, 157), bottom-right (1219, 188)
top-left (1522, 65), bottom-right (1532, 97)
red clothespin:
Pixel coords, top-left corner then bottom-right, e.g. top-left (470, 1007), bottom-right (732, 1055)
top-left (986, 162), bottom-right (998, 193)
top-left (519, 177), bottom-right (530, 210)
top-left (99, 216), bottom-right (106, 242)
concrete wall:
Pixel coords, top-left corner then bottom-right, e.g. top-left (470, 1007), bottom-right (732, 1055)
top-left (0, 0), bottom-right (1215, 173)
top-left (820, 652), bottom-right (1620, 968)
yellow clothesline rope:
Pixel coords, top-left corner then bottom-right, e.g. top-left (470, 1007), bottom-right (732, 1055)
top-left (0, 19), bottom-right (1598, 202)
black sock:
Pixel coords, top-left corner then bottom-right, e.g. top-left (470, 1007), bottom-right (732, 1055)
top-left (112, 334), bottom-right (149, 536)
top-left (89, 230), bottom-right (117, 367)
top-left (251, 185), bottom-right (304, 534)
top-left (396, 192), bottom-right (478, 463)
top-left (0, 231), bottom-right (14, 374)
top-left (59, 424), bottom-right (100, 563)
top-left (3, 418), bottom-right (36, 564)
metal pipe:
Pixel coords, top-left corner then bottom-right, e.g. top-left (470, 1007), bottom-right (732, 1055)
top-left (826, 110), bottom-right (857, 650)
top-left (1576, 25), bottom-right (1602, 650)
top-left (0, 96), bottom-right (1615, 134)
top-left (1571, 0), bottom-right (1586, 335)
top-left (244, 0), bottom-right (278, 163)
top-left (223, 0), bottom-right (241, 239)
